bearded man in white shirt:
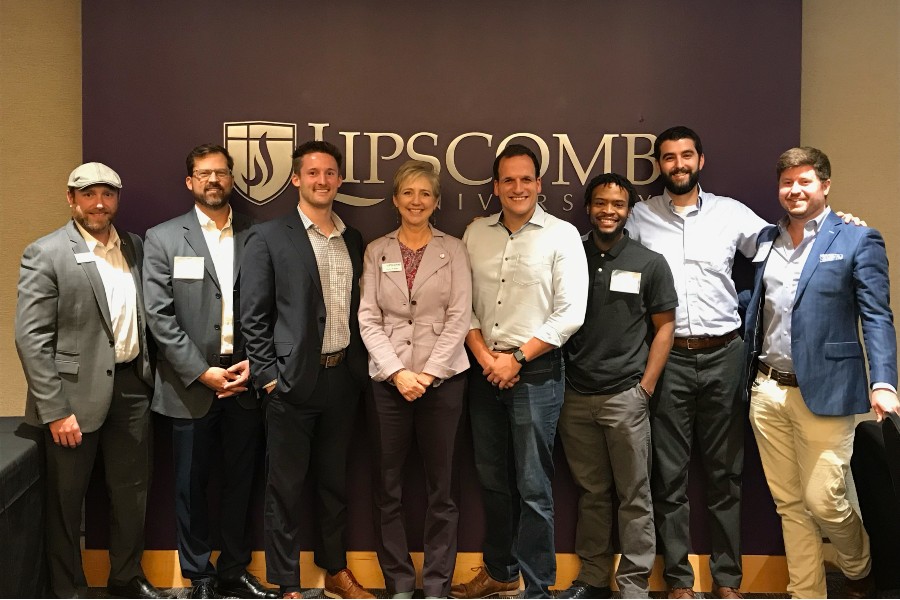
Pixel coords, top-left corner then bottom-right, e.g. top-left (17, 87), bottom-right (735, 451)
top-left (16, 162), bottom-right (161, 599)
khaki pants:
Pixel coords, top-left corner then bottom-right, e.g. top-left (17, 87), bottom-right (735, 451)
top-left (749, 372), bottom-right (871, 599)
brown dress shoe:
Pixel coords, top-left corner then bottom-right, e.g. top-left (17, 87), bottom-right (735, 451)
top-left (323, 569), bottom-right (375, 599)
top-left (845, 572), bottom-right (875, 599)
top-left (668, 587), bottom-right (696, 599)
top-left (714, 586), bottom-right (743, 599)
top-left (450, 567), bottom-right (520, 598)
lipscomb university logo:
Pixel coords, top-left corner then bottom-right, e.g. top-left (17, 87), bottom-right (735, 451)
top-left (224, 121), bottom-right (296, 205)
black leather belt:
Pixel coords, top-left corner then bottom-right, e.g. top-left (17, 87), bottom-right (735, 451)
top-left (114, 358), bottom-right (136, 372)
top-left (758, 362), bottom-right (798, 387)
top-left (673, 330), bottom-right (739, 351)
top-left (217, 354), bottom-right (234, 367)
top-left (320, 349), bottom-right (346, 368)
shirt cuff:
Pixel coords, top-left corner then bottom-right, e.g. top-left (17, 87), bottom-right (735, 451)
top-left (872, 382), bottom-right (898, 394)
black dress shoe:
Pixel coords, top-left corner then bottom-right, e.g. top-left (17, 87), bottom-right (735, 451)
top-left (108, 576), bottom-right (167, 598)
top-left (557, 581), bottom-right (612, 599)
top-left (215, 572), bottom-right (279, 599)
top-left (192, 579), bottom-right (217, 599)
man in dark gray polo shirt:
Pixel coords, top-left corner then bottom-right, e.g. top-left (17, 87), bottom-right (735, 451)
top-left (559, 173), bottom-right (677, 599)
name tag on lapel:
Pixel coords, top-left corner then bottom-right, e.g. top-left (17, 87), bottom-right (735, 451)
top-left (819, 253), bottom-right (844, 263)
top-left (74, 252), bottom-right (96, 264)
top-left (382, 262), bottom-right (402, 273)
top-left (174, 256), bottom-right (205, 279)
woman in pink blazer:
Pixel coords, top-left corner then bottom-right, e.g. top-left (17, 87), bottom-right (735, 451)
top-left (359, 160), bottom-right (472, 599)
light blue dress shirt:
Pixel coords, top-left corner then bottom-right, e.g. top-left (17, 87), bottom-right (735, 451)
top-left (628, 187), bottom-right (767, 338)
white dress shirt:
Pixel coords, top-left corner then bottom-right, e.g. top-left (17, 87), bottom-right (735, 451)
top-left (74, 222), bottom-right (139, 363)
top-left (195, 205), bottom-right (235, 355)
top-left (463, 204), bottom-right (588, 350)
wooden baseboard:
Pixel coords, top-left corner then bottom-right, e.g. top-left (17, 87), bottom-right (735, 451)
top-left (83, 550), bottom-right (790, 592)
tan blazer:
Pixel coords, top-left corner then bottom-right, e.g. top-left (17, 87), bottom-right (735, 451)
top-left (359, 227), bottom-right (471, 382)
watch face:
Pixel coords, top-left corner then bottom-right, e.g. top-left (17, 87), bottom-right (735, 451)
top-left (514, 349), bottom-right (526, 364)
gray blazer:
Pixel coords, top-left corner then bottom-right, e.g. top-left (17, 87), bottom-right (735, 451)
top-left (143, 208), bottom-right (257, 419)
top-left (16, 220), bottom-right (153, 432)
top-left (359, 227), bottom-right (472, 382)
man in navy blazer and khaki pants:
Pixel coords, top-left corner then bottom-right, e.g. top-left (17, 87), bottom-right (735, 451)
top-left (241, 140), bottom-right (373, 599)
top-left (143, 144), bottom-right (274, 599)
top-left (743, 147), bottom-right (899, 599)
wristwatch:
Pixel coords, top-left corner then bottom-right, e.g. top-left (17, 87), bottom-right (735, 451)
top-left (512, 348), bottom-right (528, 365)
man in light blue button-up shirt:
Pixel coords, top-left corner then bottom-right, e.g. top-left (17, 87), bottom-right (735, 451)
top-left (627, 126), bottom-right (766, 600)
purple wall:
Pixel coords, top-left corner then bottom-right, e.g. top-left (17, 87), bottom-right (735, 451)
top-left (83, 0), bottom-right (800, 556)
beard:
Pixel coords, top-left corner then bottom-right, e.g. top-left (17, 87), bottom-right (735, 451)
top-left (593, 221), bottom-right (626, 245)
top-left (662, 167), bottom-right (700, 196)
top-left (194, 184), bottom-right (231, 209)
top-left (73, 210), bottom-right (114, 235)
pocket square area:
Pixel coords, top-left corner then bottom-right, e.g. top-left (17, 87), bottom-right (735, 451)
top-left (819, 253), bottom-right (844, 262)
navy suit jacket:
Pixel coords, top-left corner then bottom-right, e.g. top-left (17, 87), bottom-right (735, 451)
top-left (743, 210), bottom-right (897, 416)
top-left (239, 209), bottom-right (367, 400)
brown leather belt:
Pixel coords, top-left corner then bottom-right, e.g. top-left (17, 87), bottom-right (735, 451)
top-left (320, 349), bottom-right (346, 368)
top-left (673, 330), bottom-right (739, 351)
top-left (758, 362), bottom-right (798, 387)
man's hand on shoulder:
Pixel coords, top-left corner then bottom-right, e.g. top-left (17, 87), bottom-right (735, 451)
top-left (49, 414), bottom-right (82, 448)
top-left (835, 211), bottom-right (867, 227)
top-left (871, 388), bottom-right (900, 422)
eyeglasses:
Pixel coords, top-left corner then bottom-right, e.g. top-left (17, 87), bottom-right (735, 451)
top-left (192, 169), bottom-right (232, 180)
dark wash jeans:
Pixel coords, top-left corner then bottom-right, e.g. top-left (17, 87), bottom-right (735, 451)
top-left (468, 350), bottom-right (564, 599)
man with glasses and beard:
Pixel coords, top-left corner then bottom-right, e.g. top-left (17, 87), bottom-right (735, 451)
top-left (143, 144), bottom-right (275, 598)
top-left (626, 126), bottom-right (766, 600)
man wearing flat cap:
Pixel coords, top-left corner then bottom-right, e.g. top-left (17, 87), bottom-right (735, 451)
top-left (15, 163), bottom-right (162, 599)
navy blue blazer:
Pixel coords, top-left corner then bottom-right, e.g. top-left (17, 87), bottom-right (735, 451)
top-left (239, 210), bottom-right (368, 400)
top-left (743, 210), bottom-right (897, 416)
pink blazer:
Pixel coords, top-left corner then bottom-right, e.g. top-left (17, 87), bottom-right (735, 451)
top-left (359, 227), bottom-right (472, 382)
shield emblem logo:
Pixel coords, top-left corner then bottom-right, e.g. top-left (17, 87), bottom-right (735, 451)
top-left (224, 121), bottom-right (296, 205)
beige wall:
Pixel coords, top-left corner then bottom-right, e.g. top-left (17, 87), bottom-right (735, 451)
top-left (801, 1), bottom-right (900, 362)
top-left (1, 1), bottom-right (898, 417)
top-left (1, 0), bottom-right (82, 416)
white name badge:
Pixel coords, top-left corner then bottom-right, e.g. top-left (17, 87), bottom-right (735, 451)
top-left (382, 262), bottom-right (402, 273)
top-left (173, 256), bottom-right (205, 279)
top-left (819, 253), bottom-right (844, 263)
top-left (74, 252), bottom-right (96, 264)
top-left (752, 241), bottom-right (773, 263)
top-left (610, 269), bottom-right (641, 294)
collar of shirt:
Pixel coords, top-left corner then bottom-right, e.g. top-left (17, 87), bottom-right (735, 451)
top-left (489, 203), bottom-right (549, 231)
top-left (194, 204), bottom-right (233, 232)
top-left (74, 220), bottom-right (121, 253)
top-left (584, 229), bottom-right (631, 259)
top-left (776, 206), bottom-right (831, 244)
top-left (662, 184), bottom-right (705, 214)
top-left (297, 205), bottom-right (347, 235)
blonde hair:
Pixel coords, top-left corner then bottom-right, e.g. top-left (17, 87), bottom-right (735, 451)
top-left (392, 160), bottom-right (441, 200)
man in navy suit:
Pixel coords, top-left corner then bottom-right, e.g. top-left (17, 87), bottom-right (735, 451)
top-left (743, 146), bottom-right (899, 599)
top-left (240, 140), bottom-right (373, 599)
